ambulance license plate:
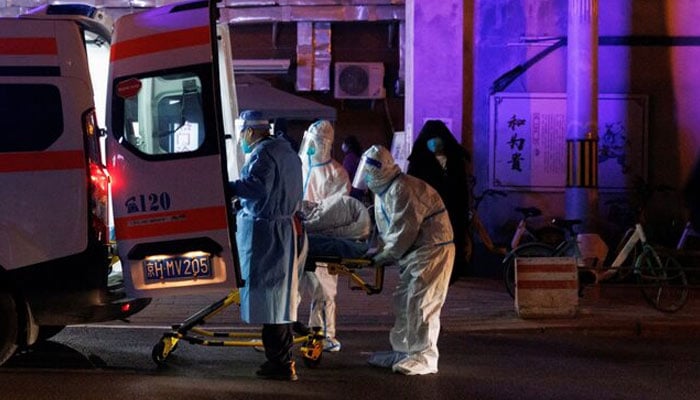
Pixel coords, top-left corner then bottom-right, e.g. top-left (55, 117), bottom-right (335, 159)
top-left (143, 255), bottom-right (213, 283)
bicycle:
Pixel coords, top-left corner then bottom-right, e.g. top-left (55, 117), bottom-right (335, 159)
top-left (503, 217), bottom-right (689, 312)
top-left (676, 221), bottom-right (700, 252)
top-left (465, 181), bottom-right (565, 266)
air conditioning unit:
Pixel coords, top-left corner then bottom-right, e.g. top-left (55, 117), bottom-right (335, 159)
top-left (334, 62), bottom-right (386, 99)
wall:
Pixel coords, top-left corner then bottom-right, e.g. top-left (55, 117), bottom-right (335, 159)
top-left (472, 0), bottom-right (700, 258)
top-left (405, 0), bottom-right (464, 146)
top-left (228, 20), bottom-right (403, 159)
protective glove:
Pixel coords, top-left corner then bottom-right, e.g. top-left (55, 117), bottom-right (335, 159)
top-left (371, 252), bottom-right (393, 267)
top-left (231, 195), bottom-right (242, 211)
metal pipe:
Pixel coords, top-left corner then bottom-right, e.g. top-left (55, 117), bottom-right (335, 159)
top-left (565, 0), bottom-right (599, 232)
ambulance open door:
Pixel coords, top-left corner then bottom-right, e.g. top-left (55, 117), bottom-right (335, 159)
top-left (106, 0), bottom-right (241, 298)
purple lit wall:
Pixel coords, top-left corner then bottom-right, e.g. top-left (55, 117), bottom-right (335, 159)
top-left (470, 0), bottom-right (700, 253)
top-left (664, 3), bottom-right (700, 169)
top-left (405, 0), bottom-right (464, 144)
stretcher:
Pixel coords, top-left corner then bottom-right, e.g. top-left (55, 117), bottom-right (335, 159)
top-left (150, 256), bottom-right (383, 367)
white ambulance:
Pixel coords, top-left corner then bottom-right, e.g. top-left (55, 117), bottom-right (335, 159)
top-left (107, 0), bottom-right (242, 300)
top-left (0, 4), bottom-right (150, 366)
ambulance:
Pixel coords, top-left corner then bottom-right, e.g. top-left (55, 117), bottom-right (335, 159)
top-left (0, 4), bottom-right (150, 366)
top-left (106, 0), bottom-right (242, 300)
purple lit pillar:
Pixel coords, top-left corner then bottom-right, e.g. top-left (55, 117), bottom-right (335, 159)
top-left (566, 0), bottom-right (599, 231)
top-left (405, 0), bottom-right (464, 144)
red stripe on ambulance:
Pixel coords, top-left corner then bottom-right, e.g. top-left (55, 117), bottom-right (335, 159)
top-left (0, 37), bottom-right (57, 55)
top-left (0, 150), bottom-right (84, 172)
top-left (110, 26), bottom-right (210, 61)
top-left (115, 206), bottom-right (228, 240)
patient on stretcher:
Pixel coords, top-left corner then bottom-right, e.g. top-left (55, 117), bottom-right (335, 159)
top-left (302, 194), bottom-right (372, 265)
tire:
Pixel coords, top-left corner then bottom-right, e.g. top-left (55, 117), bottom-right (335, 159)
top-left (152, 340), bottom-right (169, 367)
top-left (152, 336), bottom-right (179, 367)
top-left (503, 243), bottom-right (556, 298)
top-left (636, 248), bottom-right (689, 313)
top-left (36, 325), bottom-right (66, 342)
top-left (0, 291), bottom-right (19, 366)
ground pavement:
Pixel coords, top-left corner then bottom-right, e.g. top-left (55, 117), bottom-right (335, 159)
top-left (115, 266), bottom-right (700, 337)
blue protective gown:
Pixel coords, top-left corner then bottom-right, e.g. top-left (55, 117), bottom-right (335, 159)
top-left (230, 136), bottom-right (303, 324)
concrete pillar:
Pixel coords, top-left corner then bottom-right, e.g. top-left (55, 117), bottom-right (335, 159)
top-left (405, 0), bottom-right (464, 143)
top-left (565, 0), bottom-right (599, 232)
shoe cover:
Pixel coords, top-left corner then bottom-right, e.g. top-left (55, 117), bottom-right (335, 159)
top-left (392, 356), bottom-right (438, 375)
top-left (323, 337), bottom-right (341, 352)
top-left (367, 350), bottom-right (408, 368)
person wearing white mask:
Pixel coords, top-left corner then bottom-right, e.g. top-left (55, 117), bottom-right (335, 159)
top-left (354, 145), bottom-right (454, 376)
top-left (298, 119), bottom-right (351, 352)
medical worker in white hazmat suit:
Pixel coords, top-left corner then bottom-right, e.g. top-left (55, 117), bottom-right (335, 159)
top-left (298, 120), bottom-right (351, 352)
top-left (354, 145), bottom-right (454, 375)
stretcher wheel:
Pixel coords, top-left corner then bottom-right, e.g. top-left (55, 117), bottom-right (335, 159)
top-left (152, 336), bottom-right (179, 367)
top-left (300, 336), bottom-right (323, 368)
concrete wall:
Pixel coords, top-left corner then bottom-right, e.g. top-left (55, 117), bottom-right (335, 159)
top-left (405, 0), bottom-right (464, 144)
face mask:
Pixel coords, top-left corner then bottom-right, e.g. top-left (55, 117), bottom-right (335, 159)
top-left (306, 144), bottom-right (316, 156)
top-left (240, 133), bottom-right (253, 154)
top-left (427, 137), bottom-right (444, 153)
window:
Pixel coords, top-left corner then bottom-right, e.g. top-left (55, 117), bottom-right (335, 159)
top-left (117, 72), bottom-right (207, 156)
top-left (0, 84), bottom-right (63, 152)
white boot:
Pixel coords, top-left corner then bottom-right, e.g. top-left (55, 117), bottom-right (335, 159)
top-left (367, 351), bottom-right (408, 368)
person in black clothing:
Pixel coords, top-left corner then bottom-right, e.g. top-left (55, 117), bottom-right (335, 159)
top-left (407, 120), bottom-right (470, 284)
top-left (341, 135), bottom-right (365, 200)
top-left (272, 117), bottom-right (300, 153)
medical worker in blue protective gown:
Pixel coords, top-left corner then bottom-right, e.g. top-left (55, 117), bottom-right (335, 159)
top-left (298, 119), bottom-right (351, 352)
top-left (229, 110), bottom-right (304, 381)
top-left (353, 145), bottom-right (454, 376)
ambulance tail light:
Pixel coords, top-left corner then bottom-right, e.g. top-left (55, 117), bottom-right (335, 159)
top-left (84, 108), bottom-right (109, 244)
top-left (88, 160), bottom-right (109, 243)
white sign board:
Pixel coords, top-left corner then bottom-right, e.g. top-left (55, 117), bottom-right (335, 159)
top-left (391, 130), bottom-right (412, 173)
top-left (489, 93), bottom-right (648, 191)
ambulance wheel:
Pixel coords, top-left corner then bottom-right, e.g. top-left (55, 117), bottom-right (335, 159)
top-left (0, 291), bottom-right (19, 366)
top-left (151, 336), bottom-right (179, 367)
top-left (151, 340), bottom-right (168, 367)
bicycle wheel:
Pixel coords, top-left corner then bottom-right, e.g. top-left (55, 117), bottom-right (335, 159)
top-left (635, 248), bottom-right (689, 313)
top-left (503, 243), bottom-right (556, 298)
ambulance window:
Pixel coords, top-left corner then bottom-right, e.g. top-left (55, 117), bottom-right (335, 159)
top-left (0, 84), bottom-right (62, 152)
top-left (119, 73), bottom-right (206, 155)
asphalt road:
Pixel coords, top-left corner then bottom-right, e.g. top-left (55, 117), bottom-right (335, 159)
top-left (1, 326), bottom-right (698, 400)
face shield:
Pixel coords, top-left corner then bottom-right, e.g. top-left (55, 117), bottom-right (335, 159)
top-left (351, 155), bottom-right (382, 191)
top-left (298, 133), bottom-right (317, 158)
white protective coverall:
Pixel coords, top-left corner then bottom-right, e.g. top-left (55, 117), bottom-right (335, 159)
top-left (298, 120), bottom-right (351, 351)
top-left (357, 145), bottom-right (454, 375)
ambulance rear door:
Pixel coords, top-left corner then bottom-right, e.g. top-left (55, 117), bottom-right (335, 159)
top-left (107, 0), bottom-right (240, 298)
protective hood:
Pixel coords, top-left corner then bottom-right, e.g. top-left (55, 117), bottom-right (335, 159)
top-left (299, 120), bottom-right (334, 164)
top-left (354, 145), bottom-right (401, 192)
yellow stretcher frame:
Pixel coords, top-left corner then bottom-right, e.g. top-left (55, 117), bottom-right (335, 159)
top-left (150, 257), bottom-right (383, 367)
